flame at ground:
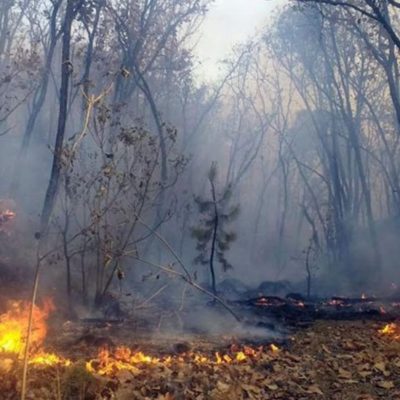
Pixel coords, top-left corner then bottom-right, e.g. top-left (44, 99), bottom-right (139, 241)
top-left (86, 344), bottom-right (279, 376)
top-left (0, 298), bottom-right (54, 355)
top-left (0, 298), bottom-right (281, 374)
top-left (29, 352), bottom-right (71, 367)
top-left (270, 343), bottom-right (280, 352)
top-left (86, 347), bottom-right (159, 375)
top-left (379, 323), bottom-right (400, 339)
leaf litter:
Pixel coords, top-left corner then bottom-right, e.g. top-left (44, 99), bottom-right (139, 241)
top-left (0, 320), bottom-right (400, 399)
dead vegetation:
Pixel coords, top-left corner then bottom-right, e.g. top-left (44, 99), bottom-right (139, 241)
top-left (0, 320), bottom-right (400, 399)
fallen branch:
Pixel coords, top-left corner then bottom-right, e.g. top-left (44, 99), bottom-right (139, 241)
top-left (136, 217), bottom-right (192, 280)
top-left (132, 256), bottom-right (241, 322)
top-left (134, 217), bottom-right (241, 321)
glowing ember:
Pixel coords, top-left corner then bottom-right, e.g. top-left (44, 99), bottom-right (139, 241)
top-left (0, 298), bottom-right (54, 355)
top-left (255, 297), bottom-right (285, 307)
top-left (256, 297), bottom-right (269, 305)
top-left (327, 299), bottom-right (345, 307)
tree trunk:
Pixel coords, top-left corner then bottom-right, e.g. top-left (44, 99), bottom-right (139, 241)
top-left (10, 0), bottom-right (61, 196)
top-left (209, 178), bottom-right (219, 298)
top-left (40, 0), bottom-right (75, 232)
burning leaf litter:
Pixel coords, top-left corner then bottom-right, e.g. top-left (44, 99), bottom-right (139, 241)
top-left (1, 300), bottom-right (400, 398)
top-left (0, 298), bottom-right (280, 370)
top-left (379, 323), bottom-right (400, 339)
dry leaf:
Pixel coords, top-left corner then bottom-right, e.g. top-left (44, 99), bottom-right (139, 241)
top-left (376, 381), bottom-right (395, 389)
top-left (338, 368), bottom-right (352, 379)
top-left (322, 344), bottom-right (331, 354)
top-left (305, 384), bottom-right (324, 395)
top-left (374, 362), bottom-right (386, 373)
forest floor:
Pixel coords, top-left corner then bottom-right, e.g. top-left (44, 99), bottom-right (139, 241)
top-left (1, 320), bottom-right (400, 400)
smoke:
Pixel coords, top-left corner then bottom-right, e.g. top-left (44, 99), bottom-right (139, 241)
top-left (1, 0), bottom-right (400, 335)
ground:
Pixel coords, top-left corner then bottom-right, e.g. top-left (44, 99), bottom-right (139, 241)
top-left (1, 320), bottom-right (400, 399)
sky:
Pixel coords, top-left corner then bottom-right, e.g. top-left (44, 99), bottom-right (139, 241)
top-left (194, 0), bottom-right (286, 81)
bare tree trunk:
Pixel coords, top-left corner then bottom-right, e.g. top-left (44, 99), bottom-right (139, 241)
top-left (277, 142), bottom-right (289, 270)
top-left (209, 178), bottom-right (218, 298)
top-left (40, 0), bottom-right (76, 232)
top-left (0, 1), bottom-right (12, 58)
top-left (10, 0), bottom-right (62, 196)
top-left (81, 0), bottom-right (103, 102)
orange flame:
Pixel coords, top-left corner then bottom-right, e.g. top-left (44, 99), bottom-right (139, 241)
top-left (270, 344), bottom-right (280, 352)
top-left (86, 346), bottom-right (160, 375)
top-left (85, 345), bottom-right (268, 375)
top-left (379, 323), bottom-right (400, 339)
top-left (29, 352), bottom-right (71, 367)
top-left (0, 298), bottom-right (280, 374)
top-left (0, 298), bottom-right (54, 355)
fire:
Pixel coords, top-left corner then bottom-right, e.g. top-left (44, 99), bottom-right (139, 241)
top-left (0, 298), bottom-right (70, 369)
top-left (270, 344), bottom-right (280, 352)
top-left (85, 345), bottom-right (267, 375)
top-left (0, 298), bottom-right (280, 376)
top-left (235, 351), bottom-right (247, 361)
top-left (29, 352), bottom-right (71, 367)
top-left (86, 347), bottom-right (159, 375)
top-left (379, 323), bottom-right (400, 339)
top-left (0, 298), bottom-right (54, 355)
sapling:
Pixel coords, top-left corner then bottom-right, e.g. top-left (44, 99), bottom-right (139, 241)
top-left (191, 162), bottom-right (239, 298)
